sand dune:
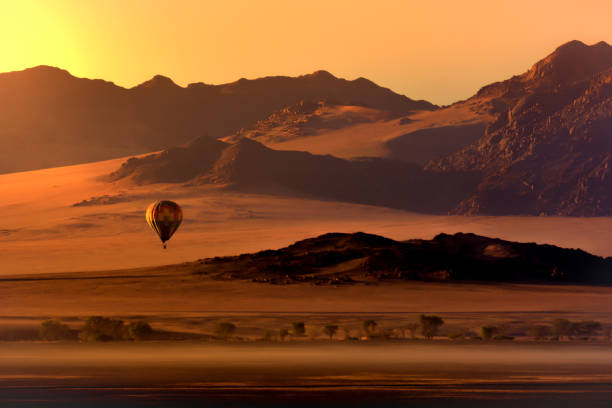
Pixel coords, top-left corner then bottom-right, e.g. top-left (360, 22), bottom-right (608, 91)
top-left (233, 100), bottom-right (492, 163)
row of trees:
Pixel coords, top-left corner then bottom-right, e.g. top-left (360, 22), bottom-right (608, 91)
top-left (448, 319), bottom-right (606, 342)
top-left (249, 316), bottom-right (607, 342)
top-left (39, 316), bottom-right (608, 343)
top-left (40, 317), bottom-right (153, 342)
top-left (40, 315), bottom-right (447, 342)
top-left (258, 315), bottom-right (446, 342)
top-left (529, 319), bottom-right (604, 341)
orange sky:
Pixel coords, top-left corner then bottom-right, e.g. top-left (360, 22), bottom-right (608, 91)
top-left (0, 0), bottom-right (610, 105)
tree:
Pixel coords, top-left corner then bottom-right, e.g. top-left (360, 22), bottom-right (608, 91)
top-left (279, 328), bottom-right (289, 342)
top-left (307, 326), bottom-right (320, 341)
top-left (481, 325), bottom-right (498, 341)
top-left (323, 325), bottom-right (339, 341)
top-left (214, 322), bottom-right (236, 340)
top-left (343, 328), bottom-right (358, 341)
top-left (128, 321), bottom-right (153, 341)
top-left (570, 320), bottom-right (601, 339)
top-left (405, 323), bottom-right (419, 339)
top-left (528, 325), bottom-right (551, 340)
top-left (363, 320), bottom-right (378, 337)
top-left (552, 319), bottom-right (572, 340)
top-left (40, 320), bottom-right (75, 341)
top-left (263, 330), bottom-right (274, 342)
top-left (419, 315), bottom-right (444, 339)
top-left (291, 322), bottom-right (306, 336)
top-left (79, 316), bottom-right (128, 342)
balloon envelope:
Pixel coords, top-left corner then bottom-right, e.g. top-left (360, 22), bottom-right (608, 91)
top-left (146, 200), bottom-right (182, 247)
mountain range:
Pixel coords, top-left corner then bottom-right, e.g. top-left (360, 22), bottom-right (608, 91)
top-left (4, 40), bottom-right (612, 216)
top-left (0, 67), bottom-right (432, 174)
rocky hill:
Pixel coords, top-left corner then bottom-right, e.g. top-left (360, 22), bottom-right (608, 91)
top-left (190, 232), bottom-right (612, 285)
top-left (429, 41), bottom-right (612, 215)
top-left (0, 67), bottom-right (434, 174)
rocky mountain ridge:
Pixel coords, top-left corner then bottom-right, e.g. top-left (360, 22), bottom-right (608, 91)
top-left (429, 40), bottom-right (612, 215)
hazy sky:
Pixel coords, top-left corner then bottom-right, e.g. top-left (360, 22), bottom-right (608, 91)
top-left (1, 0), bottom-right (610, 105)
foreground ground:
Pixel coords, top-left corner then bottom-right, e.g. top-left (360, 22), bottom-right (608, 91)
top-left (4, 254), bottom-right (612, 406)
top-left (4, 342), bottom-right (612, 407)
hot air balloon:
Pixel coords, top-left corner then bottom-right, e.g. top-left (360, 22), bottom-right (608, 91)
top-left (146, 200), bottom-right (182, 248)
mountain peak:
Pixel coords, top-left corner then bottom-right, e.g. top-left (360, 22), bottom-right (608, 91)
top-left (306, 70), bottom-right (336, 79)
top-left (231, 137), bottom-right (269, 151)
top-left (26, 65), bottom-right (70, 74)
top-left (554, 39), bottom-right (589, 53)
top-left (12, 65), bottom-right (73, 80)
top-left (133, 74), bottom-right (181, 90)
top-left (526, 40), bottom-right (612, 83)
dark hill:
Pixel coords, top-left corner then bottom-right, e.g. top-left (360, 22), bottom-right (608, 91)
top-left (107, 136), bottom-right (227, 184)
top-left (108, 137), bottom-right (479, 214)
top-left (429, 40), bottom-right (612, 215)
top-left (0, 66), bottom-right (435, 174)
top-left (190, 232), bottom-right (612, 285)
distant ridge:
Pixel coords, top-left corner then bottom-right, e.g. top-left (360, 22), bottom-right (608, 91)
top-left (0, 66), bottom-right (435, 174)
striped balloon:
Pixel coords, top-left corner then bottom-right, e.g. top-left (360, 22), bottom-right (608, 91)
top-left (146, 200), bottom-right (183, 248)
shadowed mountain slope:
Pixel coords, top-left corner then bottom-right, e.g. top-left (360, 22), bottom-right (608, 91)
top-left (191, 232), bottom-right (612, 285)
top-left (108, 137), bottom-right (478, 214)
top-left (0, 67), bottom-right (435, 174)
top-left (429, 40), bottom-right (612, 215)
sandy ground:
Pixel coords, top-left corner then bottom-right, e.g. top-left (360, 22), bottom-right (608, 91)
top-left (2, 156), bottom-right (612, 276)
top-left (5, 269), bottom-right (612, 316)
